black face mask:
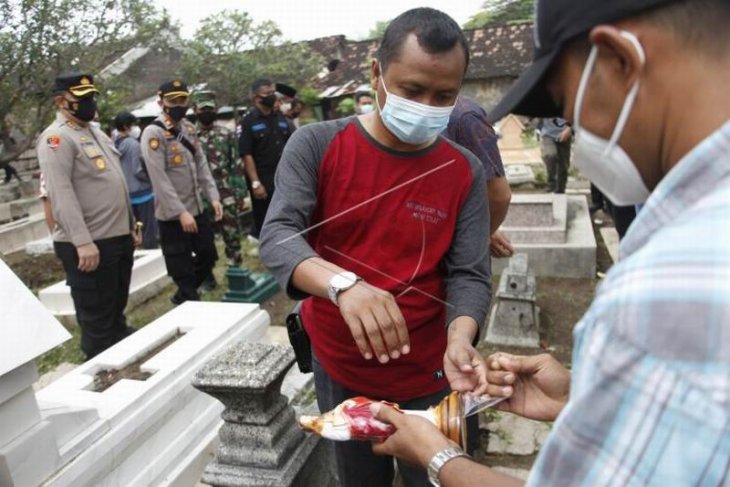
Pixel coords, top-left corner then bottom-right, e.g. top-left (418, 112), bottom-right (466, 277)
top-left (197, 111), bottom-right (217, 126)
top-left (164, 105), bottom-right (188, 122)
top-left (66, 96), bottom-right (97, 122)
top-left (260, 94), bottom-right (277, 108)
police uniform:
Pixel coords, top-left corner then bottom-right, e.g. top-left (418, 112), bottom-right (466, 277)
top-left (37, 71), bottom-right (135, 359)
top-left (238, 102), bottom-right (292, 238)
top-left (140, 80), bottom-right (220, 302)
top-left (194, 90), bottom-right (247, 266)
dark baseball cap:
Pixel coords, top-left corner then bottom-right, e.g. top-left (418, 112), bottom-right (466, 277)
top-left (53, 71), bottom-right (99, 98)
top-left (158, 79), bottom-right (190, 99)
top-left (488, 0), bottom-right (680, 122)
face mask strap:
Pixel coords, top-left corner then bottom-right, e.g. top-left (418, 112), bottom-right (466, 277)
top-left (607, 31), bottom-right (646, 148)
top-left (573, 46), bottom-right (599, 130)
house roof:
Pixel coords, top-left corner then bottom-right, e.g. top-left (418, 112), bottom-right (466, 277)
top-left (306, 22), bottom-right (535, 98)
top-left (464, 22), bottom-right (534, 80)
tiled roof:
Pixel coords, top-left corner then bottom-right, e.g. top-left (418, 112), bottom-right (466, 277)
top-left (305, 22), bottom-right (535, 97)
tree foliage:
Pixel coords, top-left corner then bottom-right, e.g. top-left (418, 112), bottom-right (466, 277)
top-left (181, 10), bottom-right (324, 107)
top-left (367, 20), bottom-right (391, 40)
top-left (463, 0), bottom-right (536, 29)
top-left (0, 0), bottom-right (173, 164)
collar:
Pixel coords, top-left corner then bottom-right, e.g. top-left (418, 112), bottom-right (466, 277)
top-left (56, 111), bottom-right (87, 131)
top-left (620, 120), bottom-right (730, 259)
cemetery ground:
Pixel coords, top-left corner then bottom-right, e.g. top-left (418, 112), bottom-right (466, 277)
top-left (2, 181), bottom-right (617, 477)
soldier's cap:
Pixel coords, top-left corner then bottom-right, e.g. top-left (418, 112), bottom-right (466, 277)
top-left (158, 79), bottom-right (190, 99)
top-left (192, 90), bottom-right (217, 108)
top-left (488, 0), bottom-right (681, 123)
top-left (275, 83), bottom-right (297, 98)
top-left (53, 71), bottom-right (99, 98)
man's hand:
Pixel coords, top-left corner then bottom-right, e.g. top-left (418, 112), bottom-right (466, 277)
top-left (444, 318), bottom-right (488, 395)
top-left (212, 200), bottom-right (224, 222)
top-left (132, 230), bottom-right (142, 247)
top-left (180, 211), bottom-right (198, 233)
top-left (337, 281), bottom-right (410, 363)
top-left (558, 127), bottom-right (572, 143)
top-left (490, 230), bottom-right (514, 258)
top-left (252, 184), bottom-right (268, 200)
top-left (370, 402), bottom-right (453, 467)
top-left (485, 353), bottom-right (570, 422)
top-left (76, 242), bottom-right (100, 272)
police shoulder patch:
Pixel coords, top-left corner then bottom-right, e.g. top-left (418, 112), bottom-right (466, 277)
top-left (47, 135), bottom-right (61, 150)
top-left (149, 138), bottom-right (160, 150)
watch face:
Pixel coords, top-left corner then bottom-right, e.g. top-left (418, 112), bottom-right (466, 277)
top-left (331, 272), bottom-right (358, 290)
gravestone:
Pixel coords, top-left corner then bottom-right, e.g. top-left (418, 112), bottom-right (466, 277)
top-left (223, 266), bottom-right (279, 304)
top-left (505, 164), bottom-right (535, 186)
top-left (193, 342), bottom-right (336, 487)
top-left (486, 253), bottom-right (540, 348)
top-left (496, 115), bottom-right (526, 151)
top-left (0, 258), bottom-right (70, 487)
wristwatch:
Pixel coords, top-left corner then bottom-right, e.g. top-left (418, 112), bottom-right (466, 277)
top-left (327, 271), bottom-right (361, 306)
top-left (427, 446), bottom-right (469, 487)
top-left (251, 180), bottom-right (262, 190)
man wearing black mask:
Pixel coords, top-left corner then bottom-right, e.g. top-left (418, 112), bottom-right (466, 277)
top-left (141, 79), bottom-right (223, 305)
top-left (37, 71), bottom-right (139, 359)
top-left (238, 78), bottom-right (292, 241)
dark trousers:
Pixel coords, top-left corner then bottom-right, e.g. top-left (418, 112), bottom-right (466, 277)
top-left (541, 137), bottom-right (572, 193)
top-left (250, 190), bottom-right (274, 239)
top-left (3, 164), bottom-right (21, 183)
top-left (132, 200), bottom-right (158, 249)
top-left (590, 184), bottom-right (637, 240)
top-left (54, 235), bottom-right (134, 360)
top-left (313, 354), bottom-right (450, 487)
top-left (158, 213), bottom-right (218, 301)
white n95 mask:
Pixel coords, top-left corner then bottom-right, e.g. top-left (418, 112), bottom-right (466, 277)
top-left (573, 31), bottom-right (651, 206)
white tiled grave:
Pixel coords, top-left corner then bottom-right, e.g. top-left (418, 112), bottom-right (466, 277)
top-left (0, 212), bottom-right (49, 255)
top-left (36, 301), bottom-right (269, 487)
top-left (39, 249), bottom-right (170, 317)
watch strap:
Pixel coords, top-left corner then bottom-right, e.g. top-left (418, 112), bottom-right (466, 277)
top-left (427, 446), bottom-right (468, 487)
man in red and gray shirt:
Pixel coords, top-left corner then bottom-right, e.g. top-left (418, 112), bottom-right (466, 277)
top-left (260, 8), bottom-right (490, 486)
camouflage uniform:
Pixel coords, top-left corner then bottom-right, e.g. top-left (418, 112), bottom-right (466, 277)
top-left (198, 124), bottom-right (247, 266)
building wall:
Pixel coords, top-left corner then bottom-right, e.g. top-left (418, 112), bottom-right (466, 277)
top-left (461, 77), bottom-right (516, 114)
top-left (118, 48), bottom-right (184, 103)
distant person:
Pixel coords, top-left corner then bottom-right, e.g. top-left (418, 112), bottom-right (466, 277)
top-left (114, 111), bottom-right (158, 249)
top-left (194, 90), bottom-right (247, 267)
top-left (538, 117), bottom-right (572, 193)
top-left (369, 0), bottom-right (730, 485)
top-left (38, 71), bottom-right (138, 360)
top-left (443, 97), bottom-right (513, 257)
top-left (140, 79), bottom-right (222, 305)
top-left (354, 91), bottom-right (374, 114)
top-left (239, 78), bottom-right (293, 241)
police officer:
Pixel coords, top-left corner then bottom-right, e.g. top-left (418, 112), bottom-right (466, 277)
top-left (194, 90), bottom-right (247, 267)
top-left (37, 71), bottom-right (138, 360)
top-left (239, 78), bottom-right (293, 240)
top-left (140, 80), bottom-right (222, 305)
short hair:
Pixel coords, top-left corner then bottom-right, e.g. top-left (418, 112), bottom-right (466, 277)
top-left (637, 0), bottom-right (730, 56)
top-left (376, 7), bottom-right (470, 74)
top-left (355, 92), bottom-right (373, 104)
top-left (251, 78), bottom-right (273, 94)
top-left (113, 111), bottom-right (137, 131)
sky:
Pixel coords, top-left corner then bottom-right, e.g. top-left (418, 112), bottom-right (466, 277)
top-left (157, 0), bottom-right (486, 42)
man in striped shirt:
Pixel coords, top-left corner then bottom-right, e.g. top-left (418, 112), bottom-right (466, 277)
top-left (369, 0), bottom-right (730, 485)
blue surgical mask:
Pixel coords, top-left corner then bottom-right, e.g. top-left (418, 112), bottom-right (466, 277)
top-left (377, 75), bottom-right (455, 145)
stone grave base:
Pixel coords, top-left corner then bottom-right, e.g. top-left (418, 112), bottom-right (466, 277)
top-left (0, 212), bottom-right (49, 255)
top-left (492, 194), bottom-right (596, 279)
top-left (36, 301), bottom-right (269, 487)
top-left (39, 249), bottom-right (170, 317)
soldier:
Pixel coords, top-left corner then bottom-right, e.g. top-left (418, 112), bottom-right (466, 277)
top-left (140, 79), bottom-right (223, 305)
top-left (193, 90), bottom-right (247, 267)
top-left (37, 71), bottom-right (138, 360)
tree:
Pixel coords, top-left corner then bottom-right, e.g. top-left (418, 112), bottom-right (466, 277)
top-left (181, 10), bottom-right (324, 108)
top-left (367, 20), bottom-right (391, 40)
top-left (0, 0), bottom-right (173, 165)
top-left (463, 0), bottom-right (536, 29)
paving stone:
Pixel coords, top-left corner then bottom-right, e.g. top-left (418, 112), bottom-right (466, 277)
top-left (483, 412), bottom-right (552, 456)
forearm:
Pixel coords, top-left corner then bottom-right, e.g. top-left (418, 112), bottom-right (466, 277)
top-left (487, 177), bottom-right (511, 234)
top-left (440, 458), bottom-right (524, 487)
top-left (243, 155), bottom-right (259, 181)
top-left (447, 316), bottom-right (479, 345)
top-left (290, 257), bottom-right (347, 299)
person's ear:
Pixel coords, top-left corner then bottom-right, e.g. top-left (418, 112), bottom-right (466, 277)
top-left (370, 59), bottom-right (381, 91)
top-left (589, 26), bottom-right (645, 92)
